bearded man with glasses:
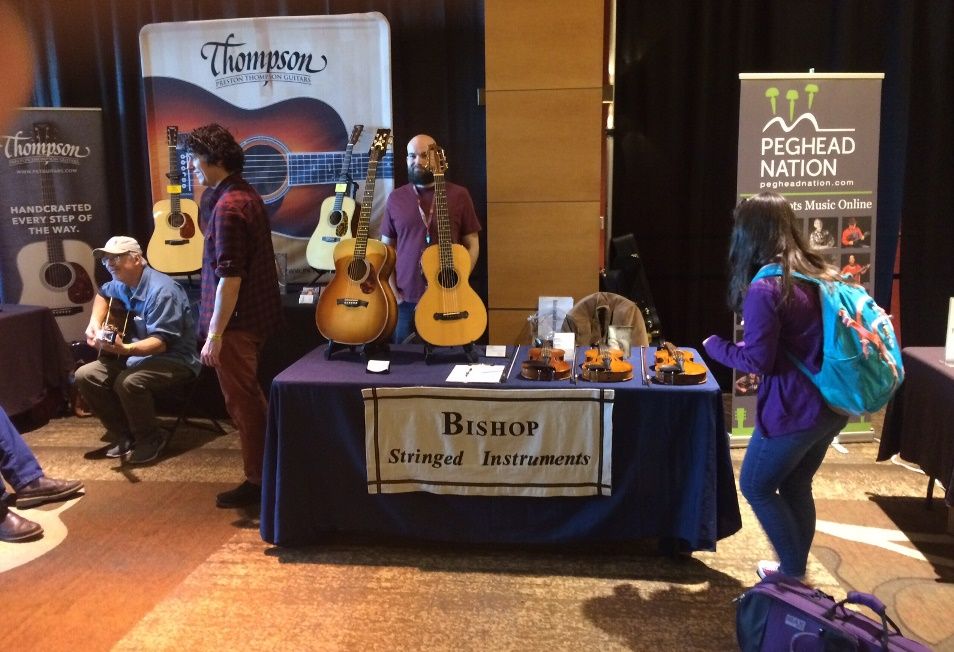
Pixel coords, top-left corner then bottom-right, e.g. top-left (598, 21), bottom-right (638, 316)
top-left (74, 236), bottom-right (200, 464)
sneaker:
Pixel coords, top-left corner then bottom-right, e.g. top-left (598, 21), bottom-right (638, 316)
top-left (105, 439), bottom-right (134, 458)
top-left (216, 481), bottom-right (261, 508)
top-left (127, 433), bottom-right (167, 465)
top-left (756, 560), bottom-right (781, 580)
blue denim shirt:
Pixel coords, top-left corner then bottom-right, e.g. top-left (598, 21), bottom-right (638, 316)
top-left (704, 277), bottom-right (831, 437)
top-left (100, 265), bottom-right (200, 375)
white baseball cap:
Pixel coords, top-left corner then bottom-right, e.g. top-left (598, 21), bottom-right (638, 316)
top-left (93, 235), bottom-right (142, 257)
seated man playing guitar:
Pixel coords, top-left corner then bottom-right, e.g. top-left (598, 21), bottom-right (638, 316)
top-left (75, 236), bottom-right (200, 464)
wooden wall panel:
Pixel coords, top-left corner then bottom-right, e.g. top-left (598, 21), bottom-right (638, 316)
top-left (488, 309), bottom-right (537, 346)
top-left (487, 202), bottom-right (599, 308)
top-left (486, 89), bottom-right (603, 203)
top-left (485, 0), bottom-right (603, 91)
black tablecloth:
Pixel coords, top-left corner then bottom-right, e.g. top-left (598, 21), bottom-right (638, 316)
top-left (0, 304), bottom-right (73, 416)
top-left (878, 347), bottom-right (954, 506)
top-left (261, 344), bottom-right (741, 550)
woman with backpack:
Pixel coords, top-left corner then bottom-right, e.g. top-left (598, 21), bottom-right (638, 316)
top-left (703, 191), bottom-right (848, 581)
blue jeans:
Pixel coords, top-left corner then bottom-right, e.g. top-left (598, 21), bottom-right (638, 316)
top-left (0, 407), bottom-right (43, 503)
top-left (739, 410), bottom-right (848, 577)
top-left (393, 301), bottom-right (418, 344)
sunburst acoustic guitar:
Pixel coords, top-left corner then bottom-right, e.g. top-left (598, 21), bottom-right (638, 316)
top-left (414, 144), bottom-right (487, 347)
top-left (306, 124), bottom-right (363, 271)
top-left (314, 129), bottom-right (397, 347)
top-left (16, 122), bottom-right (95, 342)
top-left (146, 125), bottom-right (204, 273)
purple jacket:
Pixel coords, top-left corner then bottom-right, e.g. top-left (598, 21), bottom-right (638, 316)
top-left (704, 277), bottom-right (830, 437)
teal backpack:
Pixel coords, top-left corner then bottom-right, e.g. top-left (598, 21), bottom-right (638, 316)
top-left (752, 263), bottom-right (904, 416)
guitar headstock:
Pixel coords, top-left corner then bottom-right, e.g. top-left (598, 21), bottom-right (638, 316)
top-left (348, 124), bottom-right (364, 147)
top-left (369, 128), bottom-right (392, 159)
top-left (425, 143), bottom-right (449, 175)
top-left (32, 121), bottom-right (57, 144)
top-left (166, 125), bottom-right (179, 147)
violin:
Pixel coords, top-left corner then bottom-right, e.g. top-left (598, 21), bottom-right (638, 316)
top-left (652, 341), bottom-right (707, 385)
top-left (580, 343), bottom-right (633, 382)
top-left (520, 341), bottom-right (572, 381)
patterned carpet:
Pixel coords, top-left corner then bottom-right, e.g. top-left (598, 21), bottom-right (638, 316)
top-left (1, 411), bottom-right (952, 651)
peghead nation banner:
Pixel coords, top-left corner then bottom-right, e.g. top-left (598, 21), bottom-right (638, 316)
top-left (363, 386), bottom-right (614, 497)
top-left (731, 73), bottom-right (885, 443)
top-left (140, 13), bottom-right (394, 282)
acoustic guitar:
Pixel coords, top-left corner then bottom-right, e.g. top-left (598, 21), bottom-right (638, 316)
top-left (146, 126), bottom-right (204, 273)
top-left (315, 129), bottom-right (397, 345)
top-left (96, 297), bottom-right (131, 360)
top-left (306, 124), bottom-right (363, 271)
top-left (15, 122), bottom-right (96, 341)
top-left (414, 145), bottom-right (487, 347)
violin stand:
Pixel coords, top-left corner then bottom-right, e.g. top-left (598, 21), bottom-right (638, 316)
top-left (423, 342), bottom-right (480, 365)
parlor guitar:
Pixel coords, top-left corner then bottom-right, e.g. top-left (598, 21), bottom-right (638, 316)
top-left (306, 124), bottom-right (363, 271)
top-left (314, 129), bottom-right (397, 346)
top-left (146, 126), bottom-right (204, 273)
top-left (414, 144), bottom-right (488, 347)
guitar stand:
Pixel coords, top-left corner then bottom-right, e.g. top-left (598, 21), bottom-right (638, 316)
top-left (362, 341), bottom-right (391, 361)
top-left (325, 340), bottom-right (359, 360)
top-left (423, 342), bottom-right (480, 365)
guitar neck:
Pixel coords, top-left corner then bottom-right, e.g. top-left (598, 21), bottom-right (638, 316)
top-left (167, 139), bottom-right (182, 212)
top-left (330, 144), bottom-right (356, 212)
top-left (38, 165), bottom-right (66, 263)
top-left (434, 172), bottom-right (454, 270)
top-left (351, 157), bottom-right (381, 261)
top-left (287, 151), bottom-right (393, 187)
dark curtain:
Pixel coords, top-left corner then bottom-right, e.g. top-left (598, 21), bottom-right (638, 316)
top-left (12, 0), bottom-right (487, 296)
top-left (613, 0), bottom-right (954, 373)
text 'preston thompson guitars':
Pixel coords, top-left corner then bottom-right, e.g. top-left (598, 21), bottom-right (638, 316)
top-left (314, 129), bottom-right (397, 348)
top-left (146, 125), bottom-right (204, 273)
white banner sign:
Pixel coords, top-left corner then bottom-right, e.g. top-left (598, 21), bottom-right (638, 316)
top-left (363, 386), bottom-right (614, 497)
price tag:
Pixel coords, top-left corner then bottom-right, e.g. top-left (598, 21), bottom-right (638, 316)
top-left (334, 182), bottom-right (348, 193)
top-left (166, 184), bottom-right (182, 194)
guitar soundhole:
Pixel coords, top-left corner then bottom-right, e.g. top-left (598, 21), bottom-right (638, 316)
top-left (243, 143), bottom-right (287, 201)
top-left (168, 211), bottom-right (185, 228)
top-left (43, 262), bottom-right (75, 290)
top-left (347, 259), bottom-right (370, 283)
top-left (329, 210), bottom-right (343, 226)
top-left (438, 269), bottom-right (459, 289)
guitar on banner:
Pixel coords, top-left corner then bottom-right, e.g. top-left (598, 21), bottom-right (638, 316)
top-left (16, 121), bottom-right (96, 341)
top-left (146, 126), bottom-right (204, 273)
top-left (414, 144), bottom-right (487, 347)
top-left (306, 124), bottom-right (363, 271)
top-left (315, 129), bottom-right (397, 348)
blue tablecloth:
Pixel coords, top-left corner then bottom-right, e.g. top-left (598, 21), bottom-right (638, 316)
top-left (261, 345), bottom-right (741, 550)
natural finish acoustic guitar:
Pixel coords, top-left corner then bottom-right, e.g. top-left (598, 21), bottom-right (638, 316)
top-left (314, 129), bottom-right (397, 346)
top-left (146, 126), bottom-right (204, 273)
top-left (305, 124), bottom-right (363, 271)
top-left (414, 145), bottom-right (487, 347)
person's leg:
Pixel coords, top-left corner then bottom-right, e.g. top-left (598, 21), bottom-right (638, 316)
top-left (215, 330), bottom-right (266, 485)
top-left (0, 406), bottom-right (43, 491)
top-left (113, 358), bottom-right (197, 444)
top-left (393, 301), bottom-right (417, 344)
top-left (778, 413), bottom-right (848, 570)
top-left (74, 357), bottom-right (132, 439)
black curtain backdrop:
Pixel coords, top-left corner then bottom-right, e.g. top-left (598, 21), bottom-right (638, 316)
top-left (613, 1), bottom-right (954, 379)
top-left (12, 0), bottom-right (953, 371)
top-left (12, 0), bottom-right (487, 296)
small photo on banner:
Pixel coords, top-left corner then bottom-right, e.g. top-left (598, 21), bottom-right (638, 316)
top-left (0, 108), bottom-right (111, 342)
top-left (363, 386), bottom-right (614, 497)
top-left (140, 13), bottom-right (394, 283)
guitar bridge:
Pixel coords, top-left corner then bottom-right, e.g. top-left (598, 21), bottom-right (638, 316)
top-left (337, 298), bottom-right (369, 308)
top-left (164, 239), bottom-right (188, 246)
top-left (433, 311), bottom-right (469, 321)
top-left (321, 236), bottom-right (341, 243)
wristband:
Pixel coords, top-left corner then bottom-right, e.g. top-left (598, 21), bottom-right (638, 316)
top-left (207, 332), bottom-right (222, 341)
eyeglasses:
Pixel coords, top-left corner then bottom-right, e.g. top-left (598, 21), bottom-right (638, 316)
top-left (100, 253), bottom-right (129, 266)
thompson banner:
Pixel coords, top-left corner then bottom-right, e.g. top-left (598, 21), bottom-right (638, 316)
top-left (140, 13), bottom-right (394, 282)
top-left (732, 73), bottom-right (885, 442)
top-left (363, 386), bottom-right (614, 497)
top-left (0, 108), bottom-right (111, 342)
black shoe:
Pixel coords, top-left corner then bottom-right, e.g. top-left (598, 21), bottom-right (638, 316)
top-left (106, 439), bottom-right (134, 459)
top-left (15, 477), bottom-right (85, 508)
top-left (127, 433), bottom-right (167, 465)
top-left (216, 481), bottom-right (261, 508)
top-left (0, 507), bottom-right (43, 542)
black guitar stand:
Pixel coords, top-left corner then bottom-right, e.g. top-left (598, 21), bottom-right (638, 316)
top-left (423, 342), bottom-right (480, 365)
top-left (325, 340), bottom-right (391, 361)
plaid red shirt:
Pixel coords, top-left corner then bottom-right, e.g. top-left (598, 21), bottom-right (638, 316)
top-left (198, 173), bottom-right (283, 339)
